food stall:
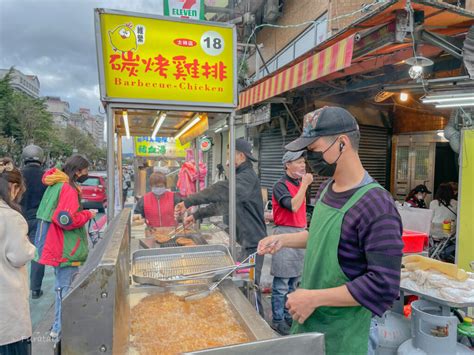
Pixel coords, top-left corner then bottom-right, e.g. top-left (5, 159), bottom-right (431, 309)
top-left (56, 8), bottom-right (326, 354)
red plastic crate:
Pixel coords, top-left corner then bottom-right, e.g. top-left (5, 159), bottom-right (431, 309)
top-left (402, 229), bottom-right (428, 253)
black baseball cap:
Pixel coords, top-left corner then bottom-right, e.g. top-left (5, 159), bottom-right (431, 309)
top-left (235, 138), bottom-right (257, 162)
top-left (285, 106), bottom-right (359, 151)
top-left (414, 184), bottom-right (432, 194)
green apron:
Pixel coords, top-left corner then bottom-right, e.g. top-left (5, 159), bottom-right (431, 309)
top-left (292, 182), bottom-right (382, 355)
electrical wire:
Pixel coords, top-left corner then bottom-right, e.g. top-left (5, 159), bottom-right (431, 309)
top-left (405, 0), bottom-right (429, 94)
top-left (238, 0), bottom-right (388, 75)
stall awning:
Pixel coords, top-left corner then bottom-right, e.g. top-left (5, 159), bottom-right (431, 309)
top-left (238, 35), bottom-right (355, 110)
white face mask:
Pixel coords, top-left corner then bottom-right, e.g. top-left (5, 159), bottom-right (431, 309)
top-left (152, 187), bottom-right (167, 196)
top-left (294, 170), bottom-right (306, 178)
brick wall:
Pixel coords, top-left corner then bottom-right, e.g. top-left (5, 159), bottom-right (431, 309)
top-left (247, 0), bottom-right (329, 73)
top-left (328, 0), bottom-right (367, 33)
top-left (393, 107), bottom-right (449, 134)
top-left (247, 0), bottom-right (372, 74)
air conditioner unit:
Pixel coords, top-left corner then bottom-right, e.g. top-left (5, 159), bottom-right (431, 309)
top-left (263, 0), bottom-right (282, 24)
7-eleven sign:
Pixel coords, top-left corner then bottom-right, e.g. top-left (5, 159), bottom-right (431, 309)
top-left (164, 0), bottom-right (205, 20)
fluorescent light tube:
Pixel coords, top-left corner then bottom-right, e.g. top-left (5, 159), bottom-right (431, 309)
top-left (422, 96), bottom-right (474, 103)
top-left (435, 102), bottom-right (474, 108)
top-left (152, 113), bottom-right (166, 139)
top-left (122, 111), bottom-right (130, 139)
top-left (175, 114), bottom-right (201, 139)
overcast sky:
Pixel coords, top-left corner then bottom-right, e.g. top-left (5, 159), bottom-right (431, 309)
top-left (0, 0), bottom-right (166, 115)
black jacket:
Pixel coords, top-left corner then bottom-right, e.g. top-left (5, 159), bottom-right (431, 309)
top-left (20, 163), bottom-right (47, 221)
top-left (184, 160), bottom-right (266, 248)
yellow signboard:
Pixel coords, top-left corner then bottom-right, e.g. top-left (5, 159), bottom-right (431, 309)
top-left (457, 129), bottom-right (474, 271)
top-left (135, 136), bottom-right (190, 158)
top-left (95, 10), bottom-right (236, 110)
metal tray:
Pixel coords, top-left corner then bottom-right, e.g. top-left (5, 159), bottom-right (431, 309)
top-left (183, 333), bottom-right (325, 354)
top-left (132, 244), bottom-right (235, 286)
top-left (400, 286), bottom-right (474, 309)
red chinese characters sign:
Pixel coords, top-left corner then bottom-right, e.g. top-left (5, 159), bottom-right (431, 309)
top-left (97, 11), bottom-right (236, 109)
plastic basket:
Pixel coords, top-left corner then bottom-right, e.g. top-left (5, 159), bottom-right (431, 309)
top-left (402, 230), bottom-right (428, 253)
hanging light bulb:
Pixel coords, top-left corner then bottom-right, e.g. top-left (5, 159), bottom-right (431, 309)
top-left (400, 92), bottom-right (409, 102)
top-left (408, 65), bottom-right (423, 79)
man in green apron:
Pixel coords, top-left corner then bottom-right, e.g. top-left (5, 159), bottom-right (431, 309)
top-left (258, 107), bottom-right (403, 355)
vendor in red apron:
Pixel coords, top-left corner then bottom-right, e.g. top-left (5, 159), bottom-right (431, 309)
top-left (258, 107), bottom-right (403, 355)
top-left (270, 150), bottom-right (312, 335)
top-left (134, 172), bottom-right (181, 227)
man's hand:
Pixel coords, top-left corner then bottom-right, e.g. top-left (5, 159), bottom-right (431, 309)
top-left (302, 173), bottom-right (314, 187)
top-left (174, 202), bottom-right (186, 218)
top-left (183, 214), bottom-right (195, 228)
top-left (257, 235), bottom-right (283, 255)
top-left (286, 289), bottom-right (320, 324)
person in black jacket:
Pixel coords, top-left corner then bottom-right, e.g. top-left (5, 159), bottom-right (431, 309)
top-left (175, 138), bottom-right (267, 315)
top-left (20, 145), bottom-right (47, 299)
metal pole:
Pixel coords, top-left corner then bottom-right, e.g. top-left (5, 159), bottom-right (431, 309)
top-left (117, 134), bottom-right (123, 207)
top-left (229, 111), bottom-right (236, 260)
top-left (194, 139), bottom-right (200, 193)
top-left (106, 105), bottom-right (115, 221)
top-left (194, 138), bottom-right (200, 229)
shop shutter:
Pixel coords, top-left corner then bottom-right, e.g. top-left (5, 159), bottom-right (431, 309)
top-left (358, 125), bottom-right (390, 188)
top-left (259, 123), bottom-right (390, 200)
top-left (259, 123), bottom-right (299, 199)
top-left (310, 125), bottom-right (390, 196)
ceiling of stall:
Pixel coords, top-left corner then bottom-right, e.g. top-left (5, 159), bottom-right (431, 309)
top-left (113, 109), bottom-right (226, 137)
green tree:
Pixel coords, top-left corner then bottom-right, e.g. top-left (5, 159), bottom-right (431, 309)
top-left (62, 125), bottom-right (106, 163)
top-left (0, 67), bottom-right (106, 163)
top-left (10, 92), bottom-right (54, 147)
top-left (0, 67), bottom-right (55, 159)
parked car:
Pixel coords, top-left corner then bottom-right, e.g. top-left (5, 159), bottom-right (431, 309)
top-left (79, 172), bottom-right (107, 213)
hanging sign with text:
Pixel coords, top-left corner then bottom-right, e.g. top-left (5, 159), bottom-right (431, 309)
top-left (95, 9), bottom-right (236, 110)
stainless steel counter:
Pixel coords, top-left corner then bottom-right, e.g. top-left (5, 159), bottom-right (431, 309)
top-left (60, 210), bottom-right (324, 354)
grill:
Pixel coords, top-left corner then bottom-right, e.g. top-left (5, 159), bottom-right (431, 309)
top-left (132, 245), bottom-right (234, 286)
top-left (139, 233), bottom-right (208, 249)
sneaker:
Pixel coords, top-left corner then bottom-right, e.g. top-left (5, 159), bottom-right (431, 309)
top-left (285, 317), bottom-right (293, 327)
top-left (32, 290), bottom-right (43, 299)
top-left (49, 330), bottom-right (59, 340)
top-left (271, 321), bottom-right (291, 336)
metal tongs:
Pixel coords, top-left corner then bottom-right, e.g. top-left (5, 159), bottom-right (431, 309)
top-left (168, 211), bottom-right (188, 239)
top-left (184, 252), bottom-right (258, 302)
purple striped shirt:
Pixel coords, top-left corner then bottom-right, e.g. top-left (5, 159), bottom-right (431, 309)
top-left (315, 178), bottom-right (403, 317)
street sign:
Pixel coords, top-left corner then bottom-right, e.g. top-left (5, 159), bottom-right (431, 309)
top-left (95, 9), bottom-right (237, 111)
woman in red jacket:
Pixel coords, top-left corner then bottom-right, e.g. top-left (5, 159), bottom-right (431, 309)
top-left (35, 155), bottom-right (96, 340)
top-left (135, 172), bottom-right (181, 227)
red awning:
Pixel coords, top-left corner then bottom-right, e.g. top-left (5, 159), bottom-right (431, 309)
top-left (238, 35), bottom-right (355, 110)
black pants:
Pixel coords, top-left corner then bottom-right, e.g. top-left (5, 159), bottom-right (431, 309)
top-left (0, 338), bottom-right (31, 355)
top-left (27, 219), bottom-right (45, 292)
top-left (240, 247), bottom-right (265, 318)
top-left (122, 189), bottom-right (129, 207)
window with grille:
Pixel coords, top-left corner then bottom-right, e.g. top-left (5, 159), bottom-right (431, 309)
top-left (415, 146), bottom-right (430, 180)
top-left (396, 146), bottom-right (409, 181)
